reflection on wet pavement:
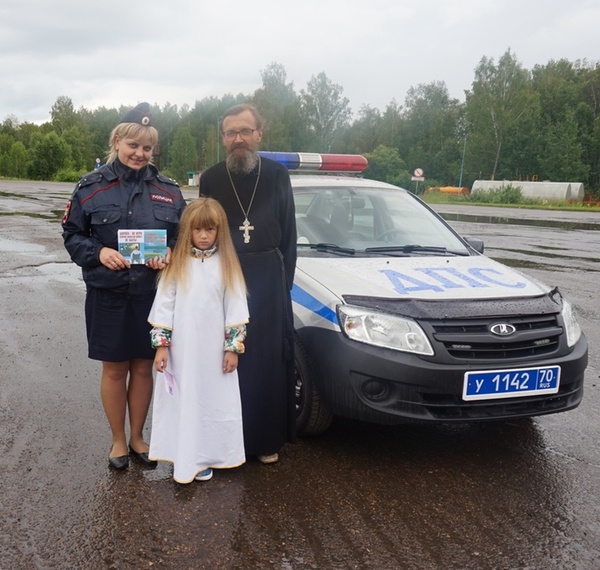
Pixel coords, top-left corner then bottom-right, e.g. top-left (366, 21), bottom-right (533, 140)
top-left (0, 237), bottom-right (45, 252)
top-left (440, 212), bottom-right (600, 231)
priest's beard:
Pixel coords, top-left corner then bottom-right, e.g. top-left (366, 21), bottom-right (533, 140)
top-left (226, 146), bottom-right (259, 174)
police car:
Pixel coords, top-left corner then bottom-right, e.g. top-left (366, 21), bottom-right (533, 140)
top-left (258, 152), bottom-right (588, 436)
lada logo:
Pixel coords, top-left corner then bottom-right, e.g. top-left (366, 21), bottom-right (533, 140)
top-left (489, 323), bottom-right (517, 336)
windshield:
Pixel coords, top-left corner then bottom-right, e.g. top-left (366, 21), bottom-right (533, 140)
top-left (294, 184), bottom-right (470, 256)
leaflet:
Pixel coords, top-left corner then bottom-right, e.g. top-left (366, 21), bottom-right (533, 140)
top-left (117, 229), bottom-right (167, 264)
top-left (163, 368), bottom-right (175, 396)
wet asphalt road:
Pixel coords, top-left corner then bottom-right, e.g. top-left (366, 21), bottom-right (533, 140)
top-left (0, 180), bottom-right (599, 570)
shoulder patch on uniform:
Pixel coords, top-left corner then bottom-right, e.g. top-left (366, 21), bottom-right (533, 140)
top-left (62, 200), bottom-right (72, 224)
top-left (150, 193), bottom-right (175, 205)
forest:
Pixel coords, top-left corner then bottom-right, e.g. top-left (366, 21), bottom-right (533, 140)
top-left (1, 50), bottom-right (599, 197)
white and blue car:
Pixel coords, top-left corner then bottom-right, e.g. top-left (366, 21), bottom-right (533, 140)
top-left (259, 152), bottom-right (588, 436)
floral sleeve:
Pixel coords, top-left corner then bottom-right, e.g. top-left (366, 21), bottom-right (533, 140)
top-left (224, 325), bottom-right (247, 353)
top-left (150, 327), bottom-right (172, 348)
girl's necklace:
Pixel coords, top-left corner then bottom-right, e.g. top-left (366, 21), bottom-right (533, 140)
top-left (225, 156), bottom-right (261, 243)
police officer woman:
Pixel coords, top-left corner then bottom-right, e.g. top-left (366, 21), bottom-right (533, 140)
top-left (62, 103), bottom-right (186, 470)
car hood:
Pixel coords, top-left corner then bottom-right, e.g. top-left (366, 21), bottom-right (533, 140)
top-left (296, 255), bottom-right (551, 301)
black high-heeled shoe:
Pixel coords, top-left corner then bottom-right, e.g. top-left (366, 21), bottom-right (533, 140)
top-left (129, 445), bottom-right (158, 467)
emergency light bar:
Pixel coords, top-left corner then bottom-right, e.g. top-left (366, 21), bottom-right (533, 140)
top-left (258, 151), bottom-right (368, 173)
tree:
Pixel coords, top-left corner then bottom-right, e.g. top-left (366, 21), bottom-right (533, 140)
top-left (0, 132), bottom-right (14, 156)
top-left (300, 72), bottom-right (352, 152)
top-left (592, 115), bottom-right (600, 190)
top-left (401, 81), bottom-right (462, 184)
top-left (50, 96), bottom-right (78, 135)
top-left (28, 131), bottom-right (70, 180)
top-left (0, 133), bottom-right (16, 176)
top-left (538, 108), bottom-right (589, 182)
top-left (346, 105), bottom-right (383, 153)
top-left (188, 93), bottom-right (248, 169)
top-left (465, 49), bottom-right (536, 180)
top-left (15, 122), bottom-right (42, 148)
top-left (254, 63), bottom-right (297, 118)
top-left (80, 106), bottom-right (121, 164)
top-left (378, 100), bottom-right (404, 150)
top-left (253, 62), bottom-right (301, 151)
top-left (363, 145), bottom-right (410, 187)
top-left (62, 126), bottom-right (94, 170)
top-left (1, 115), bottom-right (19, 137)
top-left (0, 141), bottom-right (27, 178)
top-left (3, 56), bottom-right (600, 192)
top-left (498, 105), bottom-right (542, 181)
top-left (152, 102), bottom-right (181, 170)
top-left (532, 60), bottom-right (600, 187)
top-left (169, 124), bottom-right (198, 184)
top-left (532, 59), bottom-right (581, 123)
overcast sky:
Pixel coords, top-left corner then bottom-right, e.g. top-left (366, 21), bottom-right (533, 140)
top-left (1, 0), bottom-right (598, 125)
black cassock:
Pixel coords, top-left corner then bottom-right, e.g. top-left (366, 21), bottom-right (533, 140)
top-left (199, 157), bottom-right (297, 455)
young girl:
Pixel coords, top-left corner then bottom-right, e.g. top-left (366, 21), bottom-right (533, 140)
top-left (147, 197), bottom-right (249, 483)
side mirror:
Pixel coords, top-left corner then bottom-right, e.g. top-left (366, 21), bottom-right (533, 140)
top-left (464, 237), bottom-right (484, 254)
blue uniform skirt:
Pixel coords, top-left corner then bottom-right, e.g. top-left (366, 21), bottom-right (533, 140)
top-left (85, 287), bottom-right (155, 362)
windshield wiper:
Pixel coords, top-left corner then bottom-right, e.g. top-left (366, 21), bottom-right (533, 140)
top-left (298, 243), bottom-right (356, 256)
top-left (364, 245), bottom-right (469, 256)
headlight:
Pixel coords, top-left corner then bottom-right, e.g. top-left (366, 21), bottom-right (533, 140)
top-left (337, 305), bottom-right (434, 355)
top-left (561, 298), bottom-right (582, 347)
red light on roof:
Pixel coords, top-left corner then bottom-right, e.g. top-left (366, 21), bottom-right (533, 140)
top-left (320, 154), bottom-right (368, 172)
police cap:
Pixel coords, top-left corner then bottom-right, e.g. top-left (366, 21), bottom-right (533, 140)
top-left (120, 102), bottom-right (153, 126)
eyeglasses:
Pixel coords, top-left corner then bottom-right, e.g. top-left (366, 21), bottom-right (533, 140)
top-left (222, 128), bottom-right (257, 140)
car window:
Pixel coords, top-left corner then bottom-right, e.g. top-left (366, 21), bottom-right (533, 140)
top-left (294, 184), bottom-right (469, 254)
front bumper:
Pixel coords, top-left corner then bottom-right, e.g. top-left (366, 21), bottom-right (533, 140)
top-left (297, 327), bottom-right (587, 424)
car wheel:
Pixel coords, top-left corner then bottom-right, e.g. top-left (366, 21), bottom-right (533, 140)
top-left (294, 333), bottom-right (333, 436)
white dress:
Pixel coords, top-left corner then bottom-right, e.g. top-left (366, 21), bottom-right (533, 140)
top-left (147, 252), bottom-right (249, 483)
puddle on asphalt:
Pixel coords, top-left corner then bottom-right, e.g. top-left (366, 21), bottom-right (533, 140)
top-left (492, 256), bottom-right (599, 272)
top-left (0, 212), bottom-right (58, 220)
top-left (502, 248), bottom-right (600, 264)
top-left (0, 191), bottom-right (39, 201)
top-left (536, 244), bottom-right (571, 251)
top-left (1, 258), bottom-right (82, 284)
top-left (491, 256), bottom-right (565, 271)
top-left (441, 212), bottom-right (600, 231)
top-left (37, 262), bottom-right (83, 285)
top-left (0, 238), bottom-right (45, 252)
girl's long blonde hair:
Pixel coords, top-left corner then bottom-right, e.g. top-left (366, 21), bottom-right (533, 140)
top-left (159, 197), bottom-right (246, 295)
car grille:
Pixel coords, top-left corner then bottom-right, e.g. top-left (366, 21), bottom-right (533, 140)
top-left (428, 314), bottom-right (562, 361)
top-left (349, 367), bottom-right (584, 422)
top-left (415, 378), bottom-right (582, 420)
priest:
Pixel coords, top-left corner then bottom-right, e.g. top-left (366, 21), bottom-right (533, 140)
top-left (199, 104), bottom-right (297, 464)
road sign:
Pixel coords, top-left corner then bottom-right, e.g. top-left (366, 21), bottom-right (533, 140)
top-left (411, 176), bottom-right (425, 182)
top-left (413, 168), bottom-right (424, 177)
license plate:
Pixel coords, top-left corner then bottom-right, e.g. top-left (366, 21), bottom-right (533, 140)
top-left (463, 366), bottom-right (561, 401)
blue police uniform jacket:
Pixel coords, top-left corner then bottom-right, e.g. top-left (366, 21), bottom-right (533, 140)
top-left (62, 159), bottom-right (186, 295)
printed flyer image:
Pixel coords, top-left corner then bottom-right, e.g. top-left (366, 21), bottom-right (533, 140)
top-left (118, 229), bottom-right (167, 264)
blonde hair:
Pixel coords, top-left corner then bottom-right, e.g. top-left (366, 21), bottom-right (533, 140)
top-left (159, 197), bottom-right (247, 295)
top-left (106, 122), bottom-right (159, 164)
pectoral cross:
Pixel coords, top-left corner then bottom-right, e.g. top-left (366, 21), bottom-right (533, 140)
top-left (240, 218), bottom-right (254, 243)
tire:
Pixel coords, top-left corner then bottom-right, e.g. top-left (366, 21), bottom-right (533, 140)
top-left (294, 333), bottom-right (333, 436)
